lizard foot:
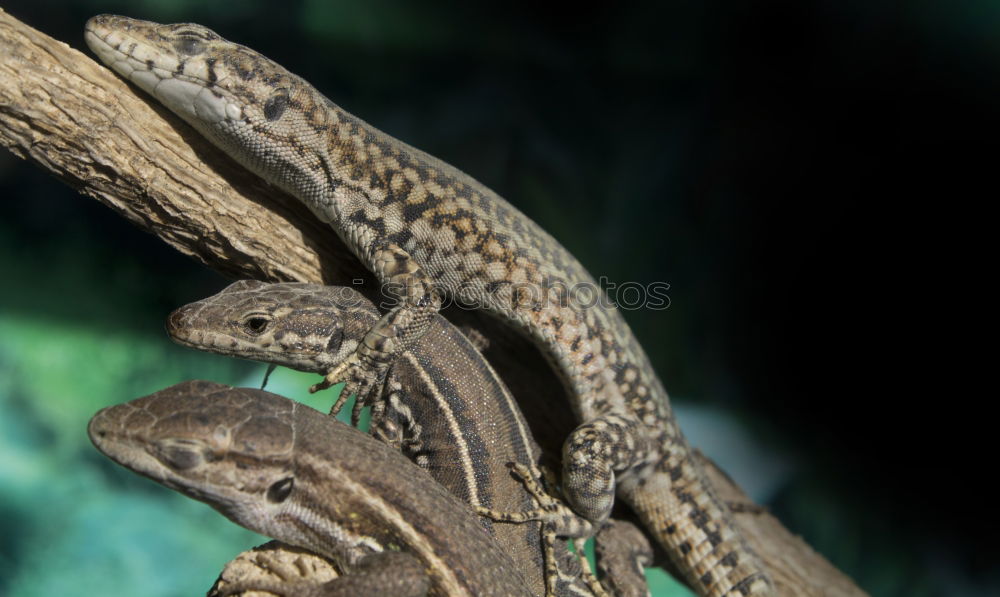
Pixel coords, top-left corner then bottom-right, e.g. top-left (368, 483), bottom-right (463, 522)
top-left (594, 520), bottom-right (654, 597)
top-left (473, 462), bottom-right (604, 597)
top-left (313, 307), bottom-right (411, 416)
top-left (313, 355), bottom-right (383, 418)
top-left (475, 462), bottom-right (593, 539)
top-left (562, 412), bottom-right (658, 524)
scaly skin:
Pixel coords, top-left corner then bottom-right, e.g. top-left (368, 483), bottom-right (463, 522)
top-left (167, 279), bottom-right (652, 597)
top-left (85, 16), bottom-right (772, 596)
top-left (88, 380), bottom-right (536, 597)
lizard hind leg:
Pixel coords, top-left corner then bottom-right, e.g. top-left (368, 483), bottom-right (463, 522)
top-left (475, 462), bottom-right (594, 538)
top-left (593, 520), bottom-right (654, 597)
top-left (561, 412), bottom-right (659, 525)
top-left (542, 530), bottom-right (611, 597)
top-left (474, 462), bottom-right (605, 597)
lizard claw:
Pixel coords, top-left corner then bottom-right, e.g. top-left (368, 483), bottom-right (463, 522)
top-left (315, 355), bottom-right (381, 417)
top-left (316, 307), bottom-right (416, 417)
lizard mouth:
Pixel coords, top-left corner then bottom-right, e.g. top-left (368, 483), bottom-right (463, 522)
top-left (164, 305), bottom-right (214, 351)
top-left (88, 404), bottom-right (171, 484)
top-left (165, 306), bottom-right (192, 340)
top-left (84, 17), bottom-right (245, 127)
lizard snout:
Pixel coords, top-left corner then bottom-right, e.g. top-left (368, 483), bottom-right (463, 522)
top-left (165, 306), bottom-right (193, 339)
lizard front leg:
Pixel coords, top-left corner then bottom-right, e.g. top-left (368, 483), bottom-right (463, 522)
top-left (316, 241), bottom-right (442, 415)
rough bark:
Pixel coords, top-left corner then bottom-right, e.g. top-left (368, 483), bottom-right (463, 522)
top-left (0, 7), bottom-right (363, 286)
top-left (0, 10), bottom-right (866, 597)
top-left (699, 453), bottom-right (866, 597)
top-left (209, 541), bottom-right (341, 597)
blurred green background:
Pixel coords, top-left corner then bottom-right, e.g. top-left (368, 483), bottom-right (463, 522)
top-left (1, 1), bottom-right (994, 596)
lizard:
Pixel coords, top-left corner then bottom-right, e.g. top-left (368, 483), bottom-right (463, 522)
top-left (88, 379), bottom-right (536, 597)
top-left (166, 279), bottom-right (651, 597)
top-left (85, 15), bottom-right (773, 596)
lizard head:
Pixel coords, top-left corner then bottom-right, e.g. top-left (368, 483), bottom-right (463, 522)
top-left (85, 15), bottom-right (351, 217)
top-left (88, 381), bottom-right (387, 563)
top-left (166, 280), bottom-right (380, 373)
top-left (88, 380), bottom-right (299, 538)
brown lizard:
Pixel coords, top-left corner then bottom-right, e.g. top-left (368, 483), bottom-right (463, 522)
top-left (167, 279), bottom-right (651, 597)
top-left (88, 379), bottom-right (536, 597)
top-left (85, 15), bottom-right (772, 596)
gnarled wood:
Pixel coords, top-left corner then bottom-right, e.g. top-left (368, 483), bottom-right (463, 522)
top-left (0, 7), bottom-right (363, 287)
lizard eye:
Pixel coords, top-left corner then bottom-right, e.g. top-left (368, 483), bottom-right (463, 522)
top-left (173, 36), bottom-right (206, 56)
top-left (243, 316), bottom-right (270, 335)
top-left (267, 477), bottom-right (294, 503)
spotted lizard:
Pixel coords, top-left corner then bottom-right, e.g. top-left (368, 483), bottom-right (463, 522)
top-left (85, 16), bottom-right (772, 596)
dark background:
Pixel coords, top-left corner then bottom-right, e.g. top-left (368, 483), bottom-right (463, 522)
top-left (1, 1), bottom-right (990, 595)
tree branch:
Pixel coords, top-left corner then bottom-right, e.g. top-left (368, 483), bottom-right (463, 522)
top-left (0, 7), bottom-right (363, 285)
top-left (0, 9), bottom-right (866, 596)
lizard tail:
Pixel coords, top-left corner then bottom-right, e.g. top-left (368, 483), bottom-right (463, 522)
top-left (620, 435), bottom-right (774, 597)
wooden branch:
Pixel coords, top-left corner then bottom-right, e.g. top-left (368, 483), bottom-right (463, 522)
top-left (209, 541), bottom-right (342, 597)
top-left (698, 453), bottom-right (865, 597)
top-left (0, 7), bottom-right (364, 286)
top-left (0, 9), bottom-right (866, 596)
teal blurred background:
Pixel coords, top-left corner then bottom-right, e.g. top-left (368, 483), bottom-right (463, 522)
top-left (1, 1), bottom-right (994, 596)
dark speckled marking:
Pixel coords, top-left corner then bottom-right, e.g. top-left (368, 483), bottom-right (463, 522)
top-left (205, 58), bottom-right (217, 85)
